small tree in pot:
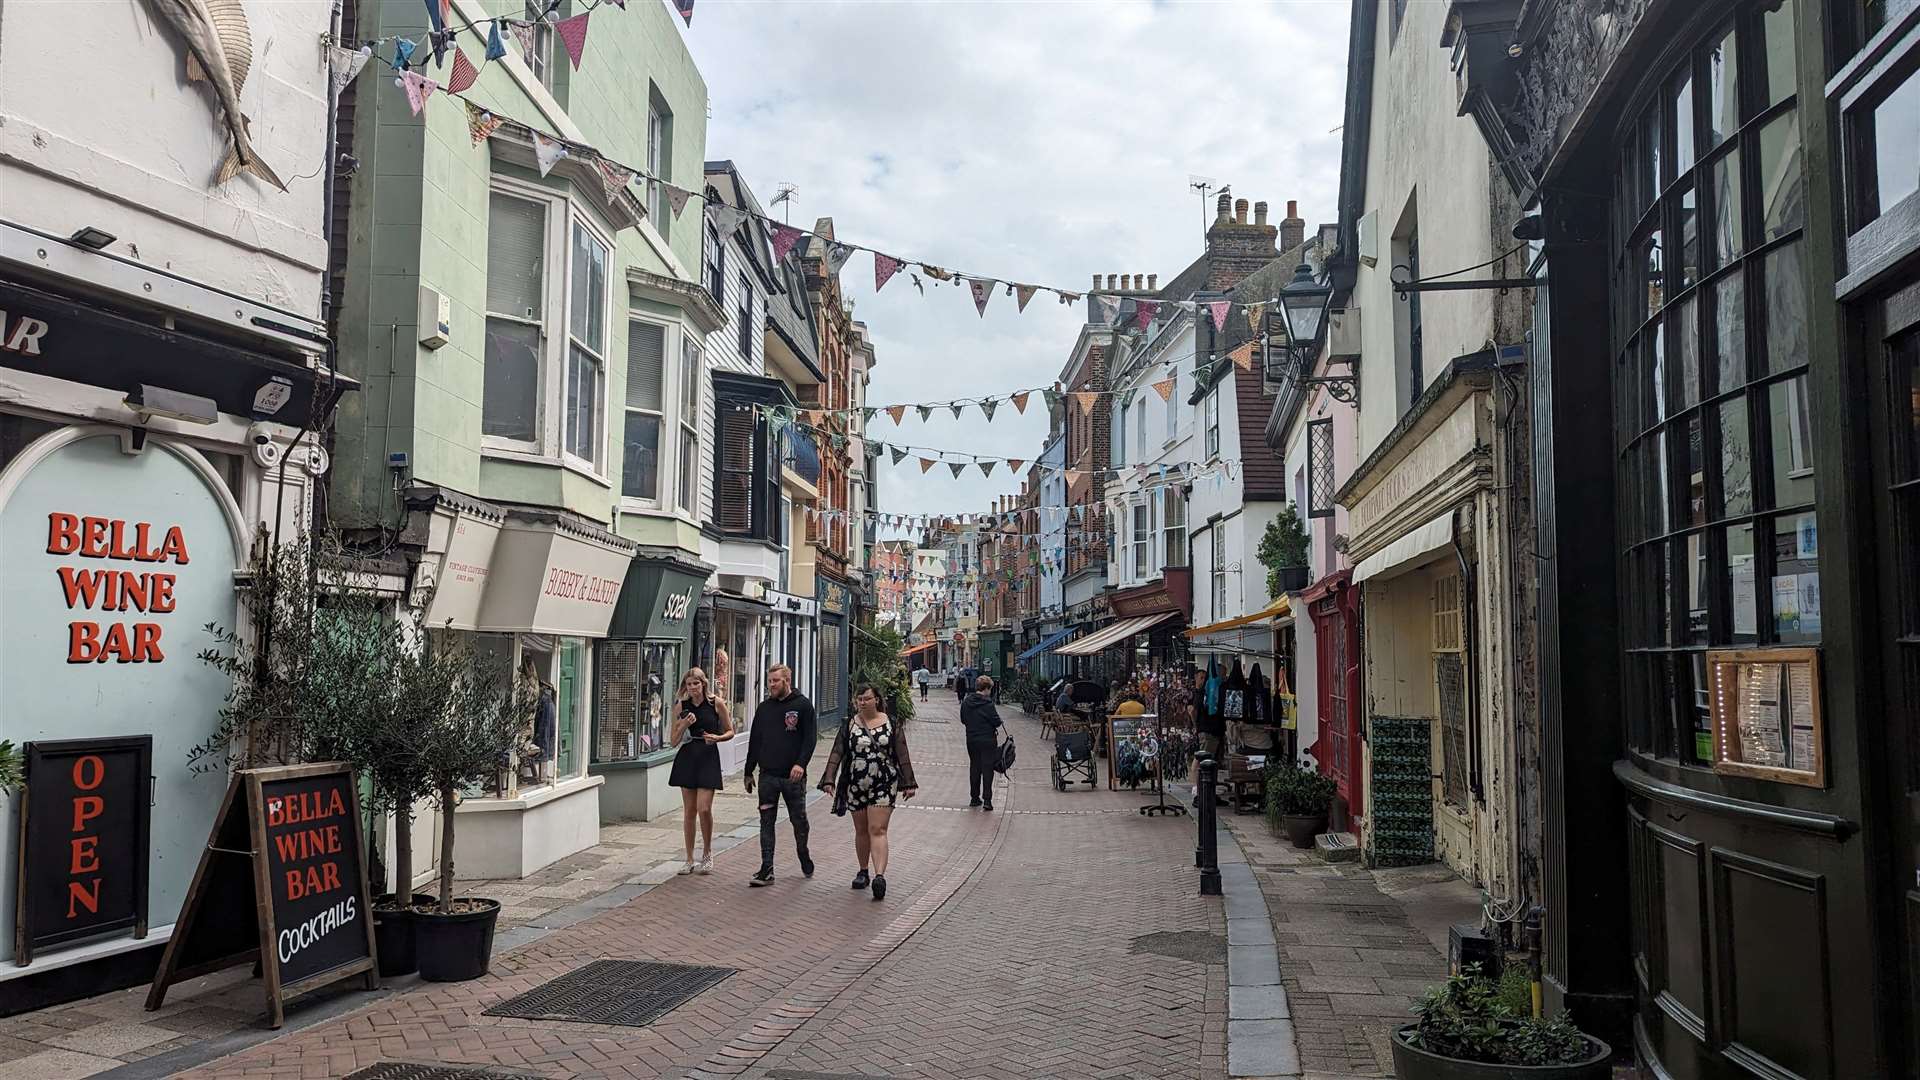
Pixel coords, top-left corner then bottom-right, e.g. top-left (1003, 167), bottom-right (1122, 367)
top-left (1393, 965), bottom-right (1611, 1079)
top-left (1257, 504), bottom-right (1311, 595)
top-left (1264, 759), bottom-right (1336, 848)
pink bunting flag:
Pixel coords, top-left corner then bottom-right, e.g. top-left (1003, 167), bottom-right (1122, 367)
top-left (445, 48), bottom-right (480, 94)
top-left (532, 131), bottom-right (568, 177)
top-left (769, 224), bottom-right (806, 263)
top-left (595, 156), bottom-right (633, 204)
top-left (919, 457), bottom-right (936, 474)
top-left (1007, 458), bottom-right (1025, 474)
top-left (1011, 391), bottom-right (1030, 414)
top-left (465, 101), bottom-right (504, 145)
top-left (1133, 299), bottom-right (1161, 331)
top-left (1015, 284), bottom-right (1037, 312)
top-left (1208, 300), bottom-right (1230, 333)
top-left (554, 12), bottom-right (590, 70)
top-left (885, 404), bottom-right (906, 425)
top-left (664, 184), bottom-right (692, 218)
top-left (874, 252), bottom-right (904, 293)
top-left (673, 0), bottom-right (695, 26)
top-left (1151, 376), bottom-right (1175, 401)
top-left (968, 278), bottom-right (994, 316)
top-left (398, 70), bottom-right (439, 116)
top-left (508, 20), bottom-right (536, 63)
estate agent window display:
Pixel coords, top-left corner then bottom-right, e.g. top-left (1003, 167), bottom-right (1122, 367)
top-left (1611, 0), bottom-right (1826, 775)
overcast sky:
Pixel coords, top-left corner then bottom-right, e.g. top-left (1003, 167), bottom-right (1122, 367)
top-left (684, 1), bottom-right (1350, 527)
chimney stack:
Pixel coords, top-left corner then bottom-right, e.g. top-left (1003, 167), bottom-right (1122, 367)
top-left (1281, 199), bottom-right (1306, 252)
top-left (1235, 199), bottom-right (1249, 225)
top-left (1254, 201), bottom-right (1269, 226)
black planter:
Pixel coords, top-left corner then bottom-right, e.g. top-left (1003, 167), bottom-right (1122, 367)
top-left (413, 897), bottom-right (502, 983)
top-left (1279, 812), bottom-right (1326, 848)
top-left (1275, 565), bottom-right (1310, 592)
top-left (1390, 1024), bottom-right (1611, 1080)
top-left (372, 892), bottom-right (437, 977)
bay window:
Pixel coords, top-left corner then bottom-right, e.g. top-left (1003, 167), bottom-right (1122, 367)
top-left (624, 321), bottom-right (664, 501)
top-left (678, 334), bottom-right (701, 513)
top-left (1204, 388), bottom-right (1221, 458)
top-left (565, 222), bottom-right (608, 466)
top-left (1161, 489), bottom-right (1187, 568)
top-left (484, 192), bottom-right (545, 444)
top-left (1131, 501), bottom-right (1150, 578)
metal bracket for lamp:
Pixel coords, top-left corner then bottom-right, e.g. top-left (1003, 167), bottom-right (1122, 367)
top-left (1286, 348), bottom-right (1358, 404)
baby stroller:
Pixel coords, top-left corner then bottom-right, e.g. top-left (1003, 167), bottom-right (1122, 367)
top-left (1051, 727), bottom-right (1097, 790)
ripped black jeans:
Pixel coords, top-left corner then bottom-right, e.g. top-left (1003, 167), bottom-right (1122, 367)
top-left (756, 771), bottom-right (811, 871)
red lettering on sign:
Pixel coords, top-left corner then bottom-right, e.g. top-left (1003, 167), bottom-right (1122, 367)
top-left (284, 862), bottom-right (343, 901)
top-left (67, 622), bottom-right (101, 663)
top-left (267, 789), bottom-right (346, 828)
top-left (150, 574), bottom-right (177, 613)
top-left (67, 880), bottom-right (99, 918)
top-left (47, 513), bottom-right (79, 554)
top-left (70, 835), bottom-right (100, 874)
top-left (72, 756), bottom-right (104, 791)
top-left (71, 795), bottom-right (103, 831)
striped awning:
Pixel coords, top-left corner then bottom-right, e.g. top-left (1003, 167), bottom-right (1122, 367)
top-left (1052, 611), bottom-right (1179, 656)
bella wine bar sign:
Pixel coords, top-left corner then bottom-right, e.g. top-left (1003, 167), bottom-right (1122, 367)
top-left (46, 512), bottom-right (191, 663)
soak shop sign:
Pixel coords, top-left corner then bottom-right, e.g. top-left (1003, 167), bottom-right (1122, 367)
top-left (46, 512), bottom-right (191, 663)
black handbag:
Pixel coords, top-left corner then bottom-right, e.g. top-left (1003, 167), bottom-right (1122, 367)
top-left (995, 735), bottom-right (1017, 774)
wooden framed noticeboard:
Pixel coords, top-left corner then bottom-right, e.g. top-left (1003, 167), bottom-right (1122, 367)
top-left (1707, 648), bottom-right (1825, 788)
top-left (145, 762), bottom-right (378, 1027)
top-left (13, 736), bottom-right (153, 966)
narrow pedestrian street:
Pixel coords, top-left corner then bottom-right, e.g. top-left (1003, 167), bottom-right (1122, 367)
top-left (124, 696), bottom-right (1231, 1079)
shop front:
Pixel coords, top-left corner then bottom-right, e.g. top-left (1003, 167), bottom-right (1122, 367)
top-left (816, 574), bottom-right (851, 725)
top-left (591, 551), bottom-right (710, 822)
top-left (1184, 596), bottom-right (1292, 758)
top-left (413, 494), bottom-right (635, 878)
top-left (976, 627), bottom-right (1010, 682)
top-left (699, 591), bottom-right (773, 774)
top-left (0, 259), bottom-right (337, 1003)
top-left (1105, 568), bottom-right (1193, 684)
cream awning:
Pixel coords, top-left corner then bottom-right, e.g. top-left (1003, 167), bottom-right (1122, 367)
top-left (1184, 595), bottom-right (1291, 638)
top-left (1352, 510), bottom-right (1456, 585)
top-left (1053, 611), bottom-right (1179, 656)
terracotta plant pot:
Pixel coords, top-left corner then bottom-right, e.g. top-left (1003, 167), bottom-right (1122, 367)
top-left (1390, 1024), bottom-right (1612, 1080)
top-left (1280, 812), bottom-right (1325, 848)
top-left (372, 892), bottom-right (437, 977)
top-left (413, 897), bottom-right (501, 983)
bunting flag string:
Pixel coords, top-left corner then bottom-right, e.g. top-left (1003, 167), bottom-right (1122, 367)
top-left (1151, 376), bottom-right (1176, 401)
top-left (554, 12), bottom-right (591, 69)
top-left (398, 70), bottom-right (439, 116)
top-left (445, 47), bottom-right (480, 94)
top-left (968, 277), bottom-right (994, 317)
top-left (465, 101), bottom-right (505, 145)
top-left (874, 253), bottom-right (904, 293)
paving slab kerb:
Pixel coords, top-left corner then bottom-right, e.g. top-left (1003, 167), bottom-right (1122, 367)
top-left (10, 695), bottom-right (1232, 1079)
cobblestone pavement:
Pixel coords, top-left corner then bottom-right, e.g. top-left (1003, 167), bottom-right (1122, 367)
top-left (1219, 812), bottom-right (1480, 1078)
top-left (122, 694), bottom-right (1228, 1079)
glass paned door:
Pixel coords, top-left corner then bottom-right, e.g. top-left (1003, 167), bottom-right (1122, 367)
top-left (559, 640), bottom-right (581, 777)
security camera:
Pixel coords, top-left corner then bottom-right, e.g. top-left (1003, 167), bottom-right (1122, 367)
top-left (247, 424), bottom-right (283, 468)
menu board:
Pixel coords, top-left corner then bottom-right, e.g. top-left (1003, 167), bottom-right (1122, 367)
top-left (1707, 648), bottom-right (1825, 788)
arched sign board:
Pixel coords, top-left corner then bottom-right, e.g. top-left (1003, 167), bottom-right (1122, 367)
top-left (145, 763), bottom-right (377, 1027)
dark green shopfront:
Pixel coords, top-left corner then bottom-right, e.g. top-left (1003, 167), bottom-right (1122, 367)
top-left (591, 550), bottom-right (710, 822)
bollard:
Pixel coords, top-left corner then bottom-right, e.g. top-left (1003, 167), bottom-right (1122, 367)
top-left (1194, 752), bottom-right (1209, 868)
top-left (1197, 754), bottom-right (1222, 896)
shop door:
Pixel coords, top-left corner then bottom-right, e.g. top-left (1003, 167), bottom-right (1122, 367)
top-left (558, 642), bottom-right (580, 777)
top-left (1867, 279), bottom-right (1920, 1073)
top-left (1314, 591), bottom-right (1361, 826)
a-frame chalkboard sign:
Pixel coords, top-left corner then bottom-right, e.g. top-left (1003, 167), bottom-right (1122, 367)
top-left (145, 762), bottom-right (379, 1027)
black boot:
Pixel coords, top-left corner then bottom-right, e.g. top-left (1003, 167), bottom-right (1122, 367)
top-left (871, 874), bottom-right (887, 901)
top-left (851, 869), bottom-right (870, 890)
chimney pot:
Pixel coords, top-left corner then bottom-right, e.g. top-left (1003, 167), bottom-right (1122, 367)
top-left (1254, 201), bottom-right (1269, 225)
top-left (1121, 274), bottom-right (1132, 290)
top-left (1235, 199), bottom-right (1249, 225)
top-left (1288, 199), bottom-right (1298, 218)
top-left (1215, 192), bottom-right (1232, 220)
top-left (1092, 273), bottom-right (1101, 289)
top-left (1148, 273), bottom-right (1158, 289)
top-left (1106, 274), bottom-right (1117, 289)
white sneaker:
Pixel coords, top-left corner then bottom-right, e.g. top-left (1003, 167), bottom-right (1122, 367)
top-left (677, 860), bottom-right (696, 876)
top-left (695, 858), bottom-right (713, 875)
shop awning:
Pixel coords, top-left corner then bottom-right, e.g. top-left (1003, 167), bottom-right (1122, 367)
top-left (1053, 611), bottom-right (1179, 656)
top-left (1352, 511), bottom-right (1456, 585)
top-left (1016, 627), bottom-right (1075, 662)
top-left (1183, 595), bottom-right (1292, 638)
top-left (899, 641), bottom-right (936, 658)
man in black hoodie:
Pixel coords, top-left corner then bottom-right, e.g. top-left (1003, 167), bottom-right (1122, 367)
top-left (961, 675), bottom-right (1004, 810)
top-left (743, 664), bottom-right (816, 885)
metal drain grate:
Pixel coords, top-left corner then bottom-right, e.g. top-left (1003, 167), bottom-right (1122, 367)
top-left (344, 1065), bottom-right (542, 1080)
top-left (766, 1072), bottom-right (899, 1079)
top-left (1129, 930), bottom-right (1227, 964)
top-left (482, 959), bottom-right (735, 1027)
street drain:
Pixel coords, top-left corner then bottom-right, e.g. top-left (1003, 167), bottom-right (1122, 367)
top-left (1129, 930), bottom-right (1227, 964)
top-left (766, 1072), bottom-right (899, 1079)
top-left (344, 1066), bottom-right (542, 1080)
top-left (482, 959), bottom-right (735, 1027)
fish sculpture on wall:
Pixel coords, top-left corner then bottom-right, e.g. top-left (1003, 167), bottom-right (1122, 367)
top-left (144, 0), bottom-right (287, 191)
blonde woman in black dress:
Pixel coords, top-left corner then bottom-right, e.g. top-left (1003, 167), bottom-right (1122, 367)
top-left (670, 667), bottom-right (732, 875)
top-left (820, 685), bottom-right (917, 901)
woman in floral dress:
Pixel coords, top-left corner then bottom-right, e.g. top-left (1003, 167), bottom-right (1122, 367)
top-left (820, 685), bottom-right (917, 901)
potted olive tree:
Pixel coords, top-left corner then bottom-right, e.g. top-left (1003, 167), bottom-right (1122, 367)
top-left (1264, 759), bottom-right (1336, 848)
top-left (1393, 965), bottom-right (1612, 1079)
top-left (1257, 504), bottom-right (1311, 595)
top-left (403, 634), bottom-right (534, 982)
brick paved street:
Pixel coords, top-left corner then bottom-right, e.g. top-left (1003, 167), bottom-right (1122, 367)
top-left (134, 694), bottom-right (1230, 1079)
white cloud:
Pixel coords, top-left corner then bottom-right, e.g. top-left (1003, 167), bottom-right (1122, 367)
top-left (687, 0), bottom-right (1350, 524)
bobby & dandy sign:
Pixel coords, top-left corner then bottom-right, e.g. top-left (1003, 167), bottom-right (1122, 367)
top-left (147, 763), bottom-right (377, 1027)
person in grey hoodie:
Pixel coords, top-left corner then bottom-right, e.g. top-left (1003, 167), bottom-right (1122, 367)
top-left (960, 675), bottom-right (1005, 810)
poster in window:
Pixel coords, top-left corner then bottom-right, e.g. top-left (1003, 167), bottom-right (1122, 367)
top-left (1707, 647), bottom-right (1824, 787)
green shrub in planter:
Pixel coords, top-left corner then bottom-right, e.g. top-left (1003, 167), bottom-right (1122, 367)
top-left (1399, 965), bottom-right (1608, 1072)
top-left (1264, 760), bottom-right (1336, 820)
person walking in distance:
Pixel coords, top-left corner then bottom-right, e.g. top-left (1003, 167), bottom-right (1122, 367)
top-left (744, 664), bottom-right (817, 886)
top-left (915, 667), bottom-right (930, 701)
top-left (961, 675), bottom-right (1005, 811)
top-left (668, 667), bottom-right (731, 876)
top-left (820, 685), bottom-right (918, 901)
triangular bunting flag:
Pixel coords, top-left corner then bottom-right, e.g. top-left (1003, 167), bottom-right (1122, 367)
top-left (978, 399), bottom-right (997, 422)
top-left (1072, 391), bottom-right (1098, 415)
top-left (485, 19), bottom-right (508, 60)
top-left (674, 0), bottom-right (695, 26)
top-left (874, 253), bottom-right (904, 293)
top-left (398, 70), bottom-right (439, 116)
top-left (508, 21), bottom-right (535, 64)
top-left (1058, 291), bottom-right (1082, 305)
top-left (445, 47), bottom-right (479, 94)
top-left (1042, 388), bottom-right (1061, 413)
top-left (949, 462), bottom-right (967, 479)
top-left (533, 131), bottom-right (568, 177)
top-left (862, 406), bottom-right (877, 425)
top-left (1064, 469), bottom-right (1083, 486)
top-left (886, 404), bottom-right (906, 425)
top-left (429, 29), bottom-right (451, 68)
top-left (919, 457), bottom-right (936, 474)
top-left (1247, 301), bottom-right (1268, 335)
top-left (1151, 376), bottom-right (1175, 401)
top-left (328, 45), bottom-right (372, 98)
top-left (1208, 300), bottom-right (1230, 333)
top-left (949, 402), bottom-right (966, 420)
top-left (1096, 295), bottom-right (1121, 323)
top-left (1133, 300), bottom-right (1161, 331)
top-left (1007, 458), bottom-right (1025, 474)
top-left (916, 405), bottom-right (934, 423)
top-left (465, 101), bottom-right (504, 145)
top-left (921, 264), bottom-right (955, 282)
top-left (824, 243), bottom-right (856, 277)
top-left (706, 202), bottom-right (748, 237)
top-left (1231, 342), bottom-right (1257, 372)
top-left (595, 156), bottom-right (634, 204)
top-left (1011, 391), bottom-right (1030, 414)
top-left (968, 278), bottom-right (994, 316)
top-left (665, 184), bottom-right (693, 218)
top-left (554, 13), bottom-right (590, 70)
top-left (394, 37), bottom-right (417, 70)
top-left (979, 461), bottom-right (995, 477)
top-left (604, 0), bottom-right (625, 7)
top-left (889, 446), bottom-right (907, 465)
top-left (769, 224), bottom-right (806, 263)
top-left (1015, 284), bottom-right (1037, 312)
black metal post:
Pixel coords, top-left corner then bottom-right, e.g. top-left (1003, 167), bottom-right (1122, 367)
top-left (1197, 754), bottom-right (1222, 895)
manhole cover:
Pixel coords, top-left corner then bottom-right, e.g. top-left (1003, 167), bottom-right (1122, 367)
top-left (344, 1066), bottom-right (541, 1080)
top-left (1129, 930), bottom-right (1227, 964)
top-left (482, 959), bottom-right (735, 1027)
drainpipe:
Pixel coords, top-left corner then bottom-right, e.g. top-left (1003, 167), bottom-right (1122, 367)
top-left (1452, 505), bottom-right (1483, 805)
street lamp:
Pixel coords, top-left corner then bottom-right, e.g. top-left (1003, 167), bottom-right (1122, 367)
top-left (1273, 261), bottom-right (1355, 403)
